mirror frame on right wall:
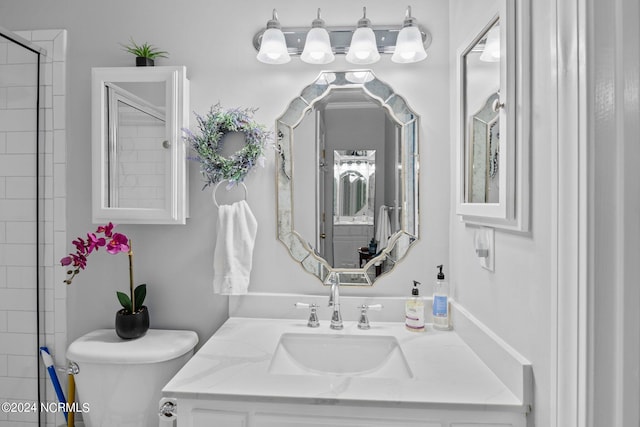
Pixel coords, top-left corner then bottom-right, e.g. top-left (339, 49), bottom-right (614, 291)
top-left (455, 0), bottom-right (530, 232)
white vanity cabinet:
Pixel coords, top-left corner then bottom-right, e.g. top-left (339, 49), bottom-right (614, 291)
top-left (176, 399), bottom-right (525, 427)
top-left (162, 315), bottom-right (531, 427)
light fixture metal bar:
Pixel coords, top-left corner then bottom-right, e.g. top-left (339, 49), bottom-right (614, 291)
top-left (253, 26), bottom-right (432, 55)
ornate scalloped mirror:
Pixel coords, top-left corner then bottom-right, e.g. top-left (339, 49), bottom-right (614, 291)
top-left (276, 71), bottom-right (419, 286)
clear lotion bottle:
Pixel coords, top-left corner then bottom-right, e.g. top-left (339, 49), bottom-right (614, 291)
top-left (432, 265), bottom-right (450, 330)
top-left (405, 280), bottom-right (425, 332)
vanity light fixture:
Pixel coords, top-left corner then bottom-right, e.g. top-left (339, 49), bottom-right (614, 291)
top-left (256, 9), bottom-right (291, 65)
top-left (301, 9), bottom-right (334, 65)
top-left (479, 25), bottom-right (500, 62)
top-left (391, 6), bottom-right (428, 64)
top-left (345, 7), bottom-right (380, 65)
top-left (253, 6), bottom-right (432, 65)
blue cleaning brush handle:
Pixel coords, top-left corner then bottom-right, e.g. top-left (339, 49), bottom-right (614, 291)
top-left (40, 347), bottom-right (67, 421)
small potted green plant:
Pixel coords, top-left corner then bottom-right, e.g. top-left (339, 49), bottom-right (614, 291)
top-left (61, 222), bottom-right (149, 339)
top-left (121, 37), bottom-right (168, 67)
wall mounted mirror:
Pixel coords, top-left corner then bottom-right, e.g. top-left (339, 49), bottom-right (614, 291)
top-left (91, 66), bottom-right (189, 224)
top-left (276, 71), bottom-right (419, 286)
top-left (456, 1), bottom-right (529, 231)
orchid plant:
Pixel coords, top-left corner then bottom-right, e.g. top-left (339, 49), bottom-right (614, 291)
top-left (61, 223), bottom-right (146, 315)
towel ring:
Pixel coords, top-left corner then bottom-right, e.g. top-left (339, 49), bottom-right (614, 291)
top-left (212, 181), bottom-right (248, 208)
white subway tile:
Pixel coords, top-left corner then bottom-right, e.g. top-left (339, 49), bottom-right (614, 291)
top-left (0, 266), bottom-right (6, 288)
top-left (5, 131), bottom-right (36, 154)
top-left (6, 86), bottom-right (38, 109)
top-left (52, 95), bottom-right (64, 130)
top-left (54, 300), bottom-right (65, 333)
top-left (52, 62), bottom-right (65, 96)
top-left (52, 31), bottom-right (66, 63)
top-left (44, 310), bottom-right (54, 335)
top-left (0, 378), bottom-right (38, 403)
top-left (42, 62), bottom-right (52, 86)
top-left (0, 200), bottom-right (36, 220)
top-left (43, 243), bottom-right (53, 267)
top-left (7, 311), bottom-right (36, 334)
top-left (52, 163), bottom-right (65, 198)
top-left (0, 64), bottom-right (37, 87)
top-left (0, 132), bottom-right (6, 153)
top-left (0, 332), bottom-right (36, 355)
top-left (0, 177), bottom-right (4, 199)
top-left (52, 130), bottom-right (65, 164)
top-left (0, 311), bottom-right (6, 332)
top-left (6, 177), bottom-right (36, 199)
top-left (7, 355), bottom-right (37, 378)
top-left (0, 355), bottom-right (6, 377)
top-left (6, 222), bottom-right (36, 244)
top-left (0, 87), bottom-right (7, 109)
top-left (44, 289), bottom-right (53, 311)
top-left (0, 154), bottom-right (36, 177)
top-left (6, 267), bottom-right (36, 289)
top-left (4, 244), bottom-right (36, 267)
top-left (32, 30), bottom-right (62, 43)
top-left (0, 41), bottom-right (7, 65)
top-left (0, 109), bottom-right (37, 132)
top-left (7, 43), bottom-right (38, 65)
top-left (53, 198), bottom-right (64, 231)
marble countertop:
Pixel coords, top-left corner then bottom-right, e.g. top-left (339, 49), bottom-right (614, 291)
top-left (162, 317), bottom-right (527, 412)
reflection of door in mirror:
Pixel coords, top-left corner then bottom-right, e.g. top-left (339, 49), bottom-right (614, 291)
top-left (292, 90), bottom-right (401, 269)
top-left (105, 81), bottom-right (168, 209)
top-left (464, 18), bottom-right (501, 204)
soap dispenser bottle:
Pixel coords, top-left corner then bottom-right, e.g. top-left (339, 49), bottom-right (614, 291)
top-left (432, 265), bottom-right (450, 330)
top-left (405, 281), bottom-right (425, 332)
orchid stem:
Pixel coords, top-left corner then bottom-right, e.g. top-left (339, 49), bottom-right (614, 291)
top-left (128, 239), bottom-right (134, 313)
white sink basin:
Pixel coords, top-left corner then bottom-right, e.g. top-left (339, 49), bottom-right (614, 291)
top-left (268, 333), bottom-right (413, 379)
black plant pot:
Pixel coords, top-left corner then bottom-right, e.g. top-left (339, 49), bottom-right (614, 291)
top-left (135, 57), bottom-right (154, 67)
top-left (115, 306), bottom-right (149, 339)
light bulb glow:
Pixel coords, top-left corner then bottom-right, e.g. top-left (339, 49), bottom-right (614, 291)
top-left (257, 27), bottom-right (291, 64)
top-left (346, 27), bottom-right (380, 65)
top-left (301, 27), bottom-right (334, 64)
top-left (391, 26), bottom-right (427, 64)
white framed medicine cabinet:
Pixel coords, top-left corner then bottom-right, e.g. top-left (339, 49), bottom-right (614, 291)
top-left (455, 0), bottom-right (530, 232)
top-left (91, 66), bottom-right (189, 224)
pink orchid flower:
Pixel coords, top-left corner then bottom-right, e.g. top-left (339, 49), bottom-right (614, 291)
top-left (60, 223), bottom-right (129, 284)
top-left (106, 233), bottom-right (130, 254)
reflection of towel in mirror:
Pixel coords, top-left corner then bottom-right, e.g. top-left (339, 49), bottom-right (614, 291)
top-left (375, 205), bottom-right (391, 251)
top-left (213, 200), bottom-right (258, 295)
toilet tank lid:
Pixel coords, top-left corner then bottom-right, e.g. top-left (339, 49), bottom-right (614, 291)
top-left (66, 329), bottom-right (199, 364)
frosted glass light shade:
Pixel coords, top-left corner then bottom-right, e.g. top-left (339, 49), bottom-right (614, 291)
top-left (257, 28), bottom-right (291, 64)
top-left (301, 28), bottom-right (334, 64)
top-left (480, 26), bottom-right (500, 62)
top-left (391, 26), bottom-right (427, 63)
top-left (346, 27), bottom-right (380, 65)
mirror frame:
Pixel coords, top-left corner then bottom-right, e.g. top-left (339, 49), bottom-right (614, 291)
top-left (276, 70), bottom-right (419, 286)
top-left (455, 0), bottom-right (530, 232)
top-left (91, 66), bottom-right (189, 224)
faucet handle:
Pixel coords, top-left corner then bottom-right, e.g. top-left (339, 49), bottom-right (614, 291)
top-left (357, 304), bottom-right (383, 330)
top-left (295, 303), bottom-right (320, 328)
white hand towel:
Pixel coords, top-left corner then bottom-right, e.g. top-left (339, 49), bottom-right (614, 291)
top-left (213, 200), bottom-right (258, 295)
top-left (375, 205), bottom-right (392, 250)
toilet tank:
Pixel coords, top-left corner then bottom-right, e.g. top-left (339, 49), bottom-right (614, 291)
top-left (67, 329), bottom-right (198, 427)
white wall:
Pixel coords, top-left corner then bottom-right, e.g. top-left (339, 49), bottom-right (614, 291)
top-left (449, 0), bottom-right (553, 426)
top-left (0, 0), bottom-right (451, 349)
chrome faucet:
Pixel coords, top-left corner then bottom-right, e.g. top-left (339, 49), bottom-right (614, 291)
top-left (328, 274), bottom-right (343, 330)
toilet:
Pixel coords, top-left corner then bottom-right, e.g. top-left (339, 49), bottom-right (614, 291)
top-left (66, 329), bottom-right (198, 427)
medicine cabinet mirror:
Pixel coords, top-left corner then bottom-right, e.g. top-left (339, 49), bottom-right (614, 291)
top-left (276, 71), bottom-right (419, 286)
top-left (91, 66), bottom-right (189, 224)
top-left (456, 0), bottom-right (529, 231)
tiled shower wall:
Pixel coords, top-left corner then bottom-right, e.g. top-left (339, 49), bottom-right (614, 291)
top-left (0, 30), bottom-right (66, 427)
